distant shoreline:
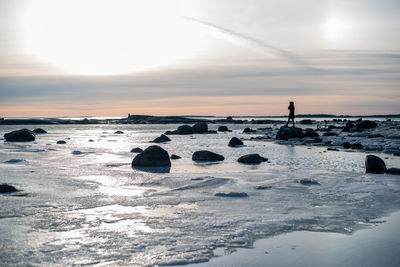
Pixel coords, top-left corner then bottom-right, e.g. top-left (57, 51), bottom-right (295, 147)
top-left (0, 114), bottom-right (399, 125)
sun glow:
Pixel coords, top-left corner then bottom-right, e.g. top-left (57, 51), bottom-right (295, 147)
top-left (21, 0), bottom-right (206, 75)
top-left (322, 18), bottom-right (353, 44)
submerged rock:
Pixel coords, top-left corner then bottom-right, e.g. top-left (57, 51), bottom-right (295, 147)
top-left (385, 168), bottom-right (400, 175)
top-left (276, 126), bottom-right (304, 140)
top-left (243, 127), bottom-right (257, 133)
top-left (72, 150), bottom-right (84, 155)
top-left (365, 155), bottom-right (387, 174)
top-left (228, 137), bottom-right (243, 147)
top-left (32, 128), bottom-right (47, 134)
top-left (218, 126), bottom-right (229, 132)
top-left (192, 122), bottom-right (208, 133)
top-left (4, 129), bottom-right (35, 142)
top-left (177, 125), bottom-right (193, 135)
top-left (114, 130), bottom-right (124, 134)
top-left (130, 147), bottom-right (143, 153)
top-left (255, 185), bottom-right (272, 190)
top-left (0, 184), bottom-right (18, 193)
top-left (132, 145), bottom-right (171, 167)
top-left (192, 151), bottom-right (224, 162)
top-left (238, 154), bottom-right (268, 164)
top-left (215, 192), bottom-right (248, 198)
top-left (170, 154), bottom-right (181, 160)
top-left (299, 179), bottom-right (320, 185)
top-left (152, 134), bottom-right (171, 143)
top-left (56, 140), bottom-right (67, 144)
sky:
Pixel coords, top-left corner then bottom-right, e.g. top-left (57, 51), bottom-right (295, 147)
top-left (0, 0), bottom-right (399, 117)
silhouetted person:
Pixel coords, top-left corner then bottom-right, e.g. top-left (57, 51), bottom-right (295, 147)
top-left (286, 101), bottom-right (295, 127)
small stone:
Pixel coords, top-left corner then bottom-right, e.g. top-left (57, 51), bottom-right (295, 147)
top-left (32, 128), bottom-right (47, 134)
top-left (130, 147), bottom-right (143, 153)
top-left (218, 126), bottom-right (229, 132)
top-left (170, 154), bottom-right (181, 160)
top-left (56, 140), bottom-right (67, 144)
top-left (114, 130), bottom-right (124, 134)
top-left (228, 137), bottom-right (243, 147)
top-left (152, 134), bottom-right (171, 143)
top-left (215, 192), bottom-right (248, 198)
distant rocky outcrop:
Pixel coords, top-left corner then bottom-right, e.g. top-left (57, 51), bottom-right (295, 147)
top-left (228, 137), bottom-right (243, 147)
top-left (132, 145), bottom-right (171, 167)
top-left (365, 155), bottom-right (386, 173)
top-left (192, 151), bottom-right (224, 162)
top-left (152, 134), bottom-right (171, 143)
top-left (192, 122), bottom-right (208, 133)
top-left (237, 154), bottom-right (268, 164)
top-left (276, 126), bottom-right (304, 140)
top-left (4, 129), bottom-right (35, 142)
top-left (0, 184), bottom-right (18, 193)
top-left (32, 128), bottom-right (47, 134)
top-left (177, 125), bottom-right (193, 135)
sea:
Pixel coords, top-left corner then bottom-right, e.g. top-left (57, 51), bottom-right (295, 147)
top-left (1, 120), bottom-right (400, 266)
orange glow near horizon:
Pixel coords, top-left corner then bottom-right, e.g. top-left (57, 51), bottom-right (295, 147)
top-left (1, 95), bottom-right (396, 117)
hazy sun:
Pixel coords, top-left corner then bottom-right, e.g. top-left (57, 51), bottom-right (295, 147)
top-left (21, 0), bottom-right (206, 75)
top-left (322, 18), bottom-right (352, 44)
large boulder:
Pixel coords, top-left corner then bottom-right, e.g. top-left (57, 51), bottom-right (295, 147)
top-left (356, 120), bottom-right (377, 130)
top-left (276, 126), bottom-right (304, 140)
top-left (177, 125), bottom-right (193, 135)
top-left (304, 129), bottom-right (319, 138)
top-left (4, 129), bottom-right (35, 142)
top-left (192, 122), bottom-right (208, 133)
top-left (228, 137), bottom-right (243, 147)
top-left (238, 154), bottom-right (268, 164)
top-left (152, 134), bottom-right (171, 143)
top-left (0, 184), bottom-right (18, 193)
top-left (132, 145), bottom-right (171, 167)
top-left (365, 155), bottom-right (387, 174)
top-left (32, 128), bottom-right (47, 134)
top-left (192, 151), bottom-right (224, 162)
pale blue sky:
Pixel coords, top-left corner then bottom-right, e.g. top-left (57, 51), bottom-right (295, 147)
top-left (0, 0), bottom-right (399, 116)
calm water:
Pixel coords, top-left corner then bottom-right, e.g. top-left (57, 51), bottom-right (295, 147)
top-left (1, 123), bottom-right (400, 265)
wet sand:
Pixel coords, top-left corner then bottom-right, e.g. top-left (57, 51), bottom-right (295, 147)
top-left (190, 211), bottom-right (400, 267)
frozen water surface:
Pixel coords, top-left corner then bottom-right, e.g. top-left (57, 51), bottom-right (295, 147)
top-left (0, 124), bottom-right (400, 265)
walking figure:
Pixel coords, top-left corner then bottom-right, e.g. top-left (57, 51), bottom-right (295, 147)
top-left (286, 101), bottom-right (295, 127)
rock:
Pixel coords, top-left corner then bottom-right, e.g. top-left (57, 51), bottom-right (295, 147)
top-left (351, 143), bottom-right (363, 150)
top-left (192, 151), bottom-right (224, 162)
top-left (255, 185), bottom-right (272, 190)
top-left (304, 130), bottom-right (319, 138)
top-left (300, 119), bottom-right (313, 124)
top-left (164, 130), bottom-right (178, 135)
top-left (299, 179), bottom-right (320, 185)
top-left (327, 148), bottom-right (339, 151)
top-left (394, 152), bottom-right (400, 156)
top-left (228, 137), bottom-right (243, 147)
top-left (72, 150), bottom-right (83, 155)
top-left (343, 142), bottom-right (351, 149)
top-left (130, 147), bottom-right (143, 153)
top-left (170, 154), bottom-right (181, 160)
top-left (365, 155), bottom-right (387, 174)
top-left (56, 140), bottom-right (67, 144)
top-left (4, 159), bottom-right (26, 164)
top-left (342, 122), bottom-right (355, 132)
top-left (32, 128), bottom-right (47, 134)
top-left (238, 154), bottom-right (268, 164)
top-left (88, 139), bottom-right (94, 142)
top-left (0, 184), bottom-right (18, 193)
top-left (4, 128), bottom-right (35, 142)
top-left (215, 192), bottom-right (248, 198)
top-left (192, 122), bottom-right (208, 133)
top-left (152, 134), bottom-right (171, 143)
top-left (132, 145), bottom-right (171, 167)
top-left (177, 125), bottom-right (193, 135)
top-left (385, 168), bottom-right (400, 175)
top-left (356, 120), bottom-right (377, 129)
top-left (114, 130), bottom-right (124, 134)
top-left (218, 126), bottom-right (229, 132)
top-left (323, 132), bottom-right (338, 137)
top-left (276, 126), bottom-right (304, 140)
top-left (243, 127), bottom-right (257, 133)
